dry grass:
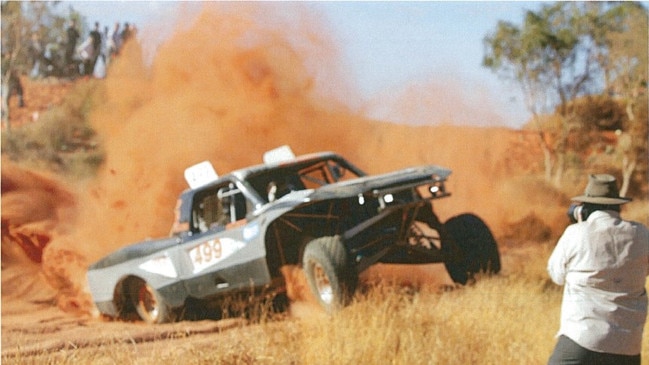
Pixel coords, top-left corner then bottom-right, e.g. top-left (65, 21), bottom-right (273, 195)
top-left (295, 275), bottom-right (560, 365)
top-left (8, 273), bottom-right (562, 364)
top-left (0, 243), bottom-right (603, 365)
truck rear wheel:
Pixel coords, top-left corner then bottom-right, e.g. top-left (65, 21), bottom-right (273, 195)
top-left (303, 236), bottom-right (357, 313)
top-left (129, 278), bottom-right (175, 324)
top-left (443, 213), bottom-right (501, 285)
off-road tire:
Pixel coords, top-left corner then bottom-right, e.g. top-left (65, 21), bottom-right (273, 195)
top-left (303, 236), bottom-right (357, 313)
top-left (130, 278), bottom-right (174, 324)
top-left (443, 213), bottom-right (501, 285)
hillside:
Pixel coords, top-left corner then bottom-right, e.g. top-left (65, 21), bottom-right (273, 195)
top-left (4, 75), bottom-right (75, 129)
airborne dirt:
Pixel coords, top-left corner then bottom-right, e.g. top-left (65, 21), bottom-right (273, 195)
top-left (2, 3), bottom-right (569, 361)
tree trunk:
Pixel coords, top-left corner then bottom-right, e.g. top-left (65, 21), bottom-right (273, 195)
top-left (1, 77), bottom-right (10, 131)
top-left (620, 101), bottom-right (637, 198)
top-left (620, 155), bottom-right (636, 198)
top-left (532, 114), bottom-right (554, 183)
top-left (553, 153), bottom-right (565, 188)
top-left (620, 90), bottom-right (637, 196)
top-left (551, 114), bottom-right (571, 188)
top-left (542, 141), bottom-right (553, 182)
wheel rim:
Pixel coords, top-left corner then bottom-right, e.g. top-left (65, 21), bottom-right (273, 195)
top-left (137, 284), bottom-right (159, 322)
top-left (311, 261), bottom-right (334, 304)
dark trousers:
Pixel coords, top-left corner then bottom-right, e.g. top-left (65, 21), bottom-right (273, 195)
top-left (548, 335), bottom-right (640, 365)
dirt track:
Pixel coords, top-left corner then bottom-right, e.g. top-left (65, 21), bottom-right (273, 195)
top-left (1, 259), bottom-right (457, 362)
top-left (2, 305), bottom-right (244, 361)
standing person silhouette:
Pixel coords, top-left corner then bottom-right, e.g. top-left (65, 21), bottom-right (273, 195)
top-left (64, 20), bottom-right (80, 74)
top-left (89, 22), bottom-right (102, 75)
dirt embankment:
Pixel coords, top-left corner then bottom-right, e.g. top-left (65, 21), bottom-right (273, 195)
top-left (2, 3), bottom-right (570, 360)
top-left (3, 76), bottom-right (74, 130)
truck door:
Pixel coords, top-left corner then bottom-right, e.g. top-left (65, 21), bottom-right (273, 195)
top-left (181, 182), bottom-right (271, 300)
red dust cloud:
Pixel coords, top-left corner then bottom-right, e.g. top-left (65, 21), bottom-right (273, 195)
top-left (2, 3), bottom-right (568, 316)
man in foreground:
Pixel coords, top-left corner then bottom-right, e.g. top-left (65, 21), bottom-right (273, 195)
top-left (548, 174), bottom-right (649, 365)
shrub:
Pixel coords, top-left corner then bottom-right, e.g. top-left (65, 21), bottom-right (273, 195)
top-left (1, 79), bottom-right (104, 178)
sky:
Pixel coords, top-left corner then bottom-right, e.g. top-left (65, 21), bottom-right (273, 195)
top-left (64, 1), bottom-right (547, 128)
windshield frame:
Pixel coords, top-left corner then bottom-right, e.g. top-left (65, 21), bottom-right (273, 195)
top-left (244, 155), bottom-right (366, 203)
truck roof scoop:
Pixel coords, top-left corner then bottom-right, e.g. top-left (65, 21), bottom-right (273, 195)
top-left (184, 161), bottom-right (218, 189)
top-left (263, 145), bottom-right (296, 164)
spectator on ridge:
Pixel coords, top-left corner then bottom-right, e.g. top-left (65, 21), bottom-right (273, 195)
top-left (65, 20), bottom-right (80, 75)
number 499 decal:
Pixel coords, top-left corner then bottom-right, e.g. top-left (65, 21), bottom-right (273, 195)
top-left (188, 238), bottom-right (245, 274)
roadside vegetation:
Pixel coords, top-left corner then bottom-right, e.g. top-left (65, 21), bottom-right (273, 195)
top-left (1, 79), bottom-right (104, 179)
top-left (484, 2), bottom-right (648, 199)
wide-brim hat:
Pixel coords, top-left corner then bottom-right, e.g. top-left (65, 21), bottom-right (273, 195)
top-left (571, 174), bottom-right (632, 205)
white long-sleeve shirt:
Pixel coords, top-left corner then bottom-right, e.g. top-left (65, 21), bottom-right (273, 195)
top-left (548, 210), bottom-right (649, 355)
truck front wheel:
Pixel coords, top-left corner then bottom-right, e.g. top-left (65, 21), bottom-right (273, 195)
top-left (443, 213), bottom-right (501, 285)
top-left (303, 236), bottom-right (357, 313)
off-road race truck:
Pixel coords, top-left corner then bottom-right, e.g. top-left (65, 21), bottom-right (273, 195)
top-left (87, 146), bottom-right (500, 323)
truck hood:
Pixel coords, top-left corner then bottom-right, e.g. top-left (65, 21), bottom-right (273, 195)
top-left (257, 165), bottom-right (450, 214)
top-left (88, 236), bottom-right (179, 270)
top-left (309, 165), bottom-right (451, 200)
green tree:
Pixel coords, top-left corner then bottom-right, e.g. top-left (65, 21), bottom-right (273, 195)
top-left (604, 3), bottom-right (648, 197)
top-left (483, 2), bottom-right (646, 190)
top-left (484, 3), bottom-right (594, 185)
